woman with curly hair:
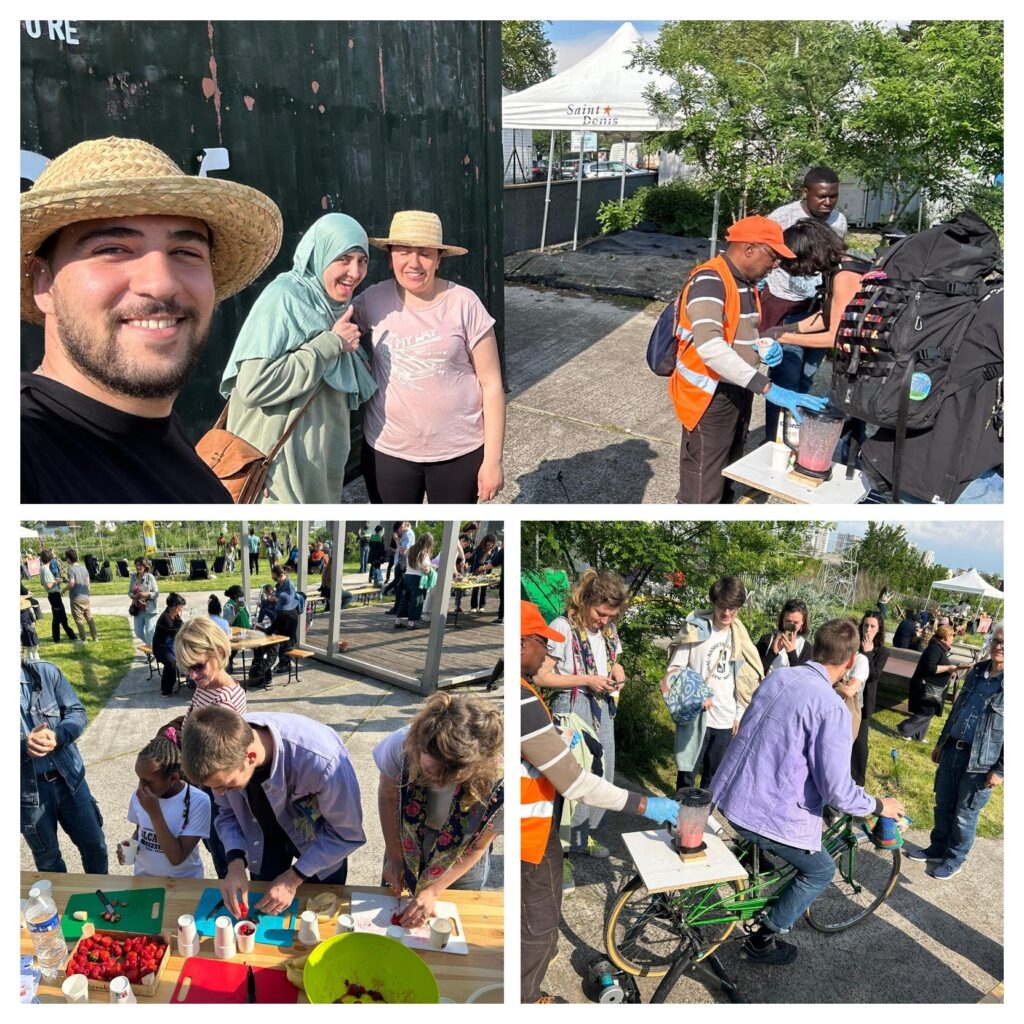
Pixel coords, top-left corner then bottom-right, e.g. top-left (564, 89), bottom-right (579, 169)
top-left (373, 693), bottom-right (503, 927)
top-left (532, 568), bottom-right (629, 862)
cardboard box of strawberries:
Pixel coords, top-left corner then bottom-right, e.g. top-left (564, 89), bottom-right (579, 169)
top-left (64, 930), bottom-right (171, 997)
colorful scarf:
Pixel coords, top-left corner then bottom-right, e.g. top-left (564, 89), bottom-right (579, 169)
top-left (398, 761), bottom-right (503, 894)
top-left (570, 620), bottom-right (620, 725)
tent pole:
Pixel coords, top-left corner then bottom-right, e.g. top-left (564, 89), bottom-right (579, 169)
top-left (573, 149), bottom-right (584, 252)
top-left (619, 136), bottom-right (627, 202)
top-left (710, 189), bottom-right (721, 258)
top-left (540, 131), bottom-right (555, 251)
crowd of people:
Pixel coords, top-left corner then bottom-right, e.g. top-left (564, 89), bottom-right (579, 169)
top-left (519, 570), bottom-right (1004, 999)
top-left (21, 138), bottom-right (505, 505)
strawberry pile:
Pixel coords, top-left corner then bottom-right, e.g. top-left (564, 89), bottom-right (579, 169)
top-left (66, 933), bottom-right (166, 985)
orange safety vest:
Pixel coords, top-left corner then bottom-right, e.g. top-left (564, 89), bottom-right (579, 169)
top-left (668, 255), bottom-right (761, 431)
top-left (520, 678), bottom-right (557, 866)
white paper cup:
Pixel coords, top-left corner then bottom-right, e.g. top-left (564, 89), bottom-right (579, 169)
top-left (119, 839), bottom-right (139, 865)
top-left (177, 914), bottom-right (197, 944)
top-left (62, 974), bottom-right (90, 1003)
top-left (235, 920), bottom-right (256, 953)
top-left (429, 917), bottom-right (452, 950)
top-left (335, 914), bottom-right (354, 935)
top-left (214, 915), bottom-right (236, 958)
top-left (385, 924), bottom-right (404, 940)
top-left (466, 983), bottom-right (503, 1003)
top-left (769, 442), bottom-right (791, 472)
top-left (757, 337), bottom-right (775, 360)
top-left (297, 909), bottom-right (320, 945)
top-left (177, 934), bottom-right (201, 958)
top-left (109, 976), bottom-right (136, 1003)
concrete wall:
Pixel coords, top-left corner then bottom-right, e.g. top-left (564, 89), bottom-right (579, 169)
top-left (503, 172), bottom-right (657, 254)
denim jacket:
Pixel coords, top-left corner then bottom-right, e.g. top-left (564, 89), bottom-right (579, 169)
top-left (20, 660), bottom-right (87, 807)
top-left (937, 660), bottom-right (1004, 777)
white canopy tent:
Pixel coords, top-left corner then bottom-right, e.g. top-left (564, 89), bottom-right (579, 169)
top-left (502, 22), bottom-right (680, 250)
top-left (927, 568), bottom-right (1004, 616)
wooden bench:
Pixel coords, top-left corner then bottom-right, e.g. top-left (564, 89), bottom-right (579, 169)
top-left (283, 648), bottom-right (315, 685)
top-left (346, 584), bottom-right (382, 606)
top-left (137, 644), bottom-right (184, 692)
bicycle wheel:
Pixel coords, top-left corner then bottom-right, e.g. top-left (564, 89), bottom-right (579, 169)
top-left (805, 832), bottom-right (901, 932)
top-left (605, 874), bottom-right (742, 977)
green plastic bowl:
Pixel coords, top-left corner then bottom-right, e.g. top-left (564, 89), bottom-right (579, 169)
top-left (303, 932), bottom-right (440, 1004)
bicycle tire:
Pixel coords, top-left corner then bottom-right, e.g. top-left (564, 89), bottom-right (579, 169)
top-left (804, 836), bottom-right (901, 932)
top-left (605, 874), bottom-right (742, 978)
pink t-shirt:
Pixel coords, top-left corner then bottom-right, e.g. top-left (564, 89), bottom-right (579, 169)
top-left (353, 280), bottom-right (495, 461)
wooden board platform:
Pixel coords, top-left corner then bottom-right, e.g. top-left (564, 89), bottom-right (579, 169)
top-left (622, 829), bottom-right (748, 894)
top-left (724, 442), bottom-right (872, 504)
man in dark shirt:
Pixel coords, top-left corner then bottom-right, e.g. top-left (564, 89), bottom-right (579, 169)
top-left (21, 136), bottom-right (282, 502)
top-left (893, 610), bottom-right (919, 649)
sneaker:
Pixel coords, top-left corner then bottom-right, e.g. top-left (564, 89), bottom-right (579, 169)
top-left (74, 639), bottom-right (85, 645)
top-left (562, 860), bottom-right (575, 894)
top-left (586, 837), bottom-right (611, 859)
top-left (393, 621), bottom-right (406, 629)
top-left (933, 862), bottom-right (963, 880)
top-left (906, 848), bottom-right (942, 862)
top-left (741, 931), bottom-right (798, 966)
top-left (384, 608), bottom-right (398, 615)
top-left (493, 618), bottom-right (503, 625)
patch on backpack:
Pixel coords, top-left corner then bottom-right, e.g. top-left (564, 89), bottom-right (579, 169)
top-left (909, 372), bottom-right (932, 401)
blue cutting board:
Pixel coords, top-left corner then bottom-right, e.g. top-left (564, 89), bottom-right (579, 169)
top-left (192, 887), bottom-right (298, 948)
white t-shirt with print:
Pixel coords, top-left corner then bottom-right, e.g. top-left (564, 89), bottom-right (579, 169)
top-left (128, 785), bottom-right (211, 879)
top-left (546, 615), bottom-right (622, 680)
top-left (669, 625), bottom-right (737, 729)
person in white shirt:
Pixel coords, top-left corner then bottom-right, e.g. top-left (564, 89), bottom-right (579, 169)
top-left (118, 736), bottom-right (211, 879)
top-left (755, 598), bottom-right (815, 675)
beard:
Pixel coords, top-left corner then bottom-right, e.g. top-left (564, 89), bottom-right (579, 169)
top-left (52, 292), bottom-right (210, 400)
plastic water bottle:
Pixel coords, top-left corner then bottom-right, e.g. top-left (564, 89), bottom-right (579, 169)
top-left (25, 886), bottom-right (68, 981)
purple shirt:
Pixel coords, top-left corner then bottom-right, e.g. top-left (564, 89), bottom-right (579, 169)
top-left (711, 662), bottom-right (879, 851)
top-left (214, 712), bottom-right (365, 878)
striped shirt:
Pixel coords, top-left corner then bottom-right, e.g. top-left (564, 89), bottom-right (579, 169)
top-left (686, 255), bottom-right (769, 394)
top-left (520, 683), bottom-right (642, 812)
top-left (185, 681), bottom-right (248, 723)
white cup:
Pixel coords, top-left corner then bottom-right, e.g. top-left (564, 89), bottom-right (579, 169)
top-left (214, 915), bottom-right (236, 959)
top-left (177, 934), bottom-right (201, 958)
top-left (769, 442), bottom-right (791, 473)
top-left (235, 920), bottom-right (256, 953)
top-left (177, 914), bottom-right (197, 944)
top-left (109, 976), bottom-right (136, 1003)
top-left (297, 910), bottom-right (320, 946)
top-left (61, 974), bottom-right (90, 1003)
top-left (757, 336), bottom-right (776, 361)
top-left (335, 914), bottom-right (354, 934)
top-left (429, 917), bottom-right (452, 950)
top-left (385, 924), bottom-right (404, 940)
top-left (119, 839), bottom-right (139, 866)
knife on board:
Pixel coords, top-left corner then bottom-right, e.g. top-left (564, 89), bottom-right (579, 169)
top-left (247, 965), bottom-right (257, 1004)
top-left (95, 889), bottom-right (116, 916)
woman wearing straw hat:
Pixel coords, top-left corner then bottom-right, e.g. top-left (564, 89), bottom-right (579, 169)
top-left (353, 210), bottom-right (505, 503)
top-left (220, 213), bottom-right (378, 503)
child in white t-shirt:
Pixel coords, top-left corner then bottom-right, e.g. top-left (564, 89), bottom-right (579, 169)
top-left (118, 736), bottom-right (211, 879)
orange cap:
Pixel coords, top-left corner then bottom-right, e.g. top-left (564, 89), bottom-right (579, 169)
top-left (725, 215), bottom-right (796, 259)
top-left (521, 600), bottom-right (565, 642)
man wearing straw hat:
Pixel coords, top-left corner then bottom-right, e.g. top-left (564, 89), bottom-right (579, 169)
top-left (21, 136), bottom-right (282, 502)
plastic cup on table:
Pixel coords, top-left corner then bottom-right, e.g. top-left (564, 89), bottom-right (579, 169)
top-left (61, 974), bottom-right (89, 1003)
top-left (235, 920), bottom-right (256, 953)
top-left (769, 442), bottom-right (791, 473)
top-left (429, 918), bottom-right (452, 950)
top-left (335, 914), bottom-right (354, 935)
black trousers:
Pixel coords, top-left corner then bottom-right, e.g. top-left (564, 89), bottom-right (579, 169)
top-left (521, 821), bottom-right (563, 1003)
top-left (851, 715), bottom-right (872, 786)
top-left (47, 591), bottom-right (77, 642)
top-left (362, 443), bottom-right (484, 504)
top-left (676, 725), bottom-right (733, 791)
top-left (159, 653), bottom-right (178, 696)
top-left (677, 383), bottom-right (752, 504)
top-left (249, 552), bottom-right (259, 574)
top-left (272, 608), bottom-right (299, 665)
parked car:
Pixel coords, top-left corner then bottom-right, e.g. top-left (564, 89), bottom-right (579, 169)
top-left (561, 159), bottom-right (580, 176)
top-left (530, 160), bottom-right (564, 182)
top-left (582, 160), bottom-right (645, 178)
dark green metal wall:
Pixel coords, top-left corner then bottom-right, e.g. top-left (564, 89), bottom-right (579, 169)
top-left (21, 20), bottom-right (504, 441)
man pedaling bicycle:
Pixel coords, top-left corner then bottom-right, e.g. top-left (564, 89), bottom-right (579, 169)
top-left (711, 618), bottom-right (905, 966)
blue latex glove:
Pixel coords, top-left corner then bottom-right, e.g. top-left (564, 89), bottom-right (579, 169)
top-left (643, 796), bottom-right (680, 826)
top-left (765, 385), bottom-right (830, 424)
top-left (760, 340), bottom-right (784, 367)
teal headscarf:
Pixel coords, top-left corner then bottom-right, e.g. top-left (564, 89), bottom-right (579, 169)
top-left (220, 213), bottom-right (377, 404)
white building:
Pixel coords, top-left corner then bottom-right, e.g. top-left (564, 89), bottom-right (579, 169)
top-left (922, 550), bottom-right (935, 567)
top-left (805, 526), bottom-right (831, 558)
top-left (833, 532), bottom-right (860, 556)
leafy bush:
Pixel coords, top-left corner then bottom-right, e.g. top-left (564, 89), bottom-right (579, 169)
top-left (596, 189), bottom-right (648, 234)
top-left (641, 180), bottom-right (718, 236)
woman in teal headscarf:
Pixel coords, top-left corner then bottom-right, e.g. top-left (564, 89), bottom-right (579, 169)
top-left (220, 213), bottom-right (377, 503)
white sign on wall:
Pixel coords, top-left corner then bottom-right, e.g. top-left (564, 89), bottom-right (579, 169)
top-left (570, 131), bottom-right (598, 154)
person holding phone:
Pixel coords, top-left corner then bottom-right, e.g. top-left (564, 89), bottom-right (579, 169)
top-left (755, 598), bottom-right (814, 675)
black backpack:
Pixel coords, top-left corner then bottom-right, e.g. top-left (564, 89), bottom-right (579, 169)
top-left (830, 210), bottom-right (1002, 500)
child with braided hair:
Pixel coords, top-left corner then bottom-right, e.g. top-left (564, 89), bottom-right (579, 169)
top-left (118, 736), bottom-right (211, 878)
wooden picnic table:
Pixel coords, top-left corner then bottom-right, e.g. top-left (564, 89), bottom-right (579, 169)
top-left (449, 574), bottom-right (502, 628)
top-left (21, 871), bottom-right (502, 1004)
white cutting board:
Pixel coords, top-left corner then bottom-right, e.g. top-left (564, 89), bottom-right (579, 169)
top-left (349, 891), bottom-right (468, 956)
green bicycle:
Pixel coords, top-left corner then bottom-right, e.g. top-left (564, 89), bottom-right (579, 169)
top-left (604, 813), bottom-right (902, 1002)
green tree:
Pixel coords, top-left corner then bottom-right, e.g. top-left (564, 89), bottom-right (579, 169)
top-left (501, 21), bottom-right (556, 92)
top-left (854, 522), bottom-right (949, 595)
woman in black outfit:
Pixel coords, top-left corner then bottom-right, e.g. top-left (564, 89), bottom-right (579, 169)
top-left (755, 598), bottom-right (814, 675)
top-left (898, 624), bottom-right (959, 741)
top-left (153, 593), bottom-right (187, 697)
top-left (851, 611), bottom-right (890, 785)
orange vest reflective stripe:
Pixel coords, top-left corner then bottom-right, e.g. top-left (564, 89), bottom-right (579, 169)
top-left (520, 678), bottom-right (557, 866)
top-left (668, 255), bottom-right (760, 431)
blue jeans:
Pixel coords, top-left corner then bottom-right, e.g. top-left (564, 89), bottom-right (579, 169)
top-left (359, 547), bottom-right (369, 573)
top-left (21, 774), bottom-right (109, 874)
top-left (383, 845), bottom-right (491, 891)
top-left (732, 823), bottom-right (835, 932)
top-left (926, 744), bottom-right (993, 868)
top-left (764, 346), bottom-right (828, 443)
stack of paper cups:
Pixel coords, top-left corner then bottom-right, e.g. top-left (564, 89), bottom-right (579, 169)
top-left (335, 914), bottom-right (354, 935)
top-left (177, 914), bottom-right (200, 958)
top-left (297, 910), bottom-right (320, 946)
top-left (213, 915), bottom-right (236, 959)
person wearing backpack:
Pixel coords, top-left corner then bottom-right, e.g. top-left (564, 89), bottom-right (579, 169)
top-left (664, 217), bottom-right (827, 503)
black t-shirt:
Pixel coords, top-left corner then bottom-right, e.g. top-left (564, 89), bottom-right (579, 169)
top-left (244, 762), bottom-right (299, 879)
top-left (21, 373), bottom-right (230, 503)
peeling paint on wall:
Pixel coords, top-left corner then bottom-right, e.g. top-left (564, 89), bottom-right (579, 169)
top-left (243, 95), bottom-right (255, 111)
top-left (311, 80), bottom-right (319, 94)
top-left (377, 47), bottom-right (386, 113)
top-left (204, 20), bottom-right (223, 143)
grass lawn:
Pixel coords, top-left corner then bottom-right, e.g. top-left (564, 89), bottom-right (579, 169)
top-left (27, 615), bottom-right (137, 725)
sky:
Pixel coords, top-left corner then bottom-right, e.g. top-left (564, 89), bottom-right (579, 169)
top-left (835, 522), bottom-right (1003, 576)
top-left (546, 21), bottom-right (664, 73)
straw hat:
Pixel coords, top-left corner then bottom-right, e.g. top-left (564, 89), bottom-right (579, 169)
top-left (21, 136), bottom-right (284, 324)
top-left (368, 210), bottom-right (468, 256)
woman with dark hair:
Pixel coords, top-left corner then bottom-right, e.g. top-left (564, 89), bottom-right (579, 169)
top-left (755, 598), bottom-right (814, 675)
top-left (761, 217), bottom-right (873, 442)
top-left (851, 611), bottom-right (890, 785)
top-left (153, 593), bottom-right (187, 697)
